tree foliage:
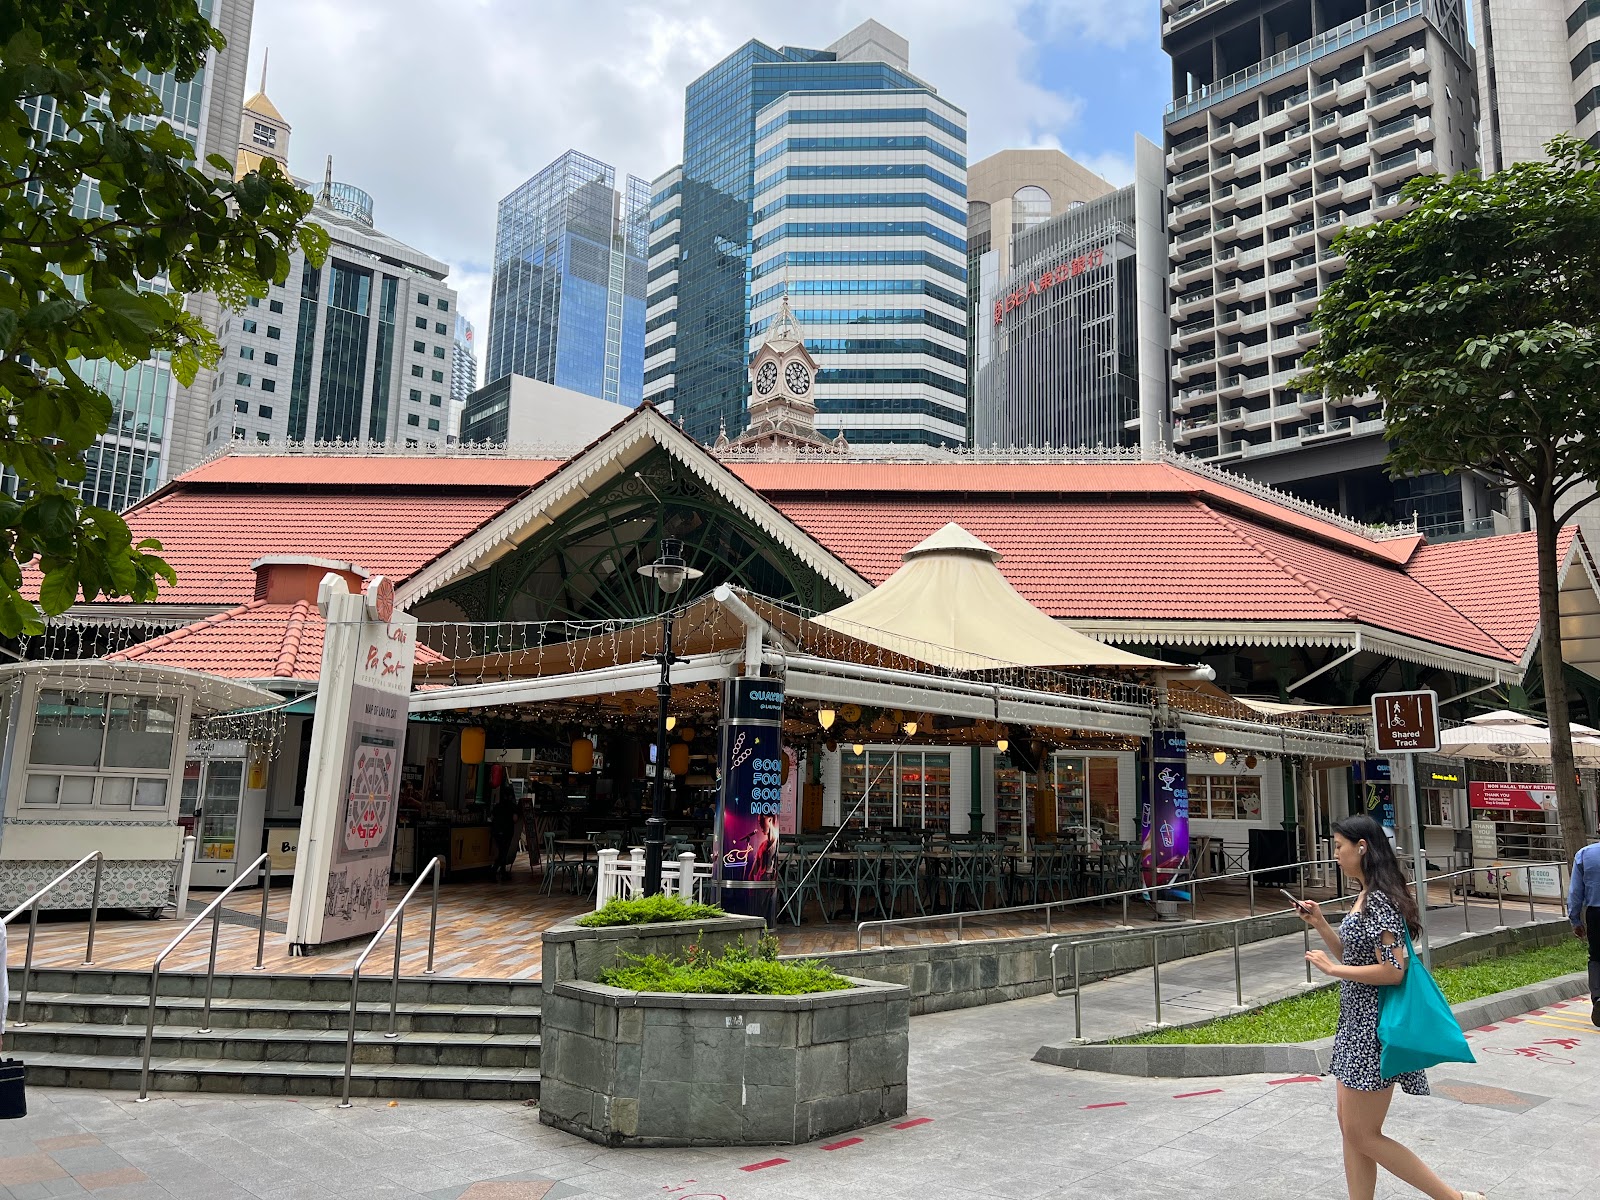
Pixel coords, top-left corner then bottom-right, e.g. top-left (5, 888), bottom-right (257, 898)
top-left (0, 0), bottom-right (327, 635)
top-left (1300, 135), bottom-right (1600, 861)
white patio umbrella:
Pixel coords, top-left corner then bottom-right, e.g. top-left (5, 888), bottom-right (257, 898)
top-left (1438, 710), bottom-right (1600, 764)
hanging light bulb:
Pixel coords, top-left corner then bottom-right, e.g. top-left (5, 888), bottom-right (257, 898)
top-left (997, 738), bottom-right (1009, 753)
top-left (902, 720), bottom-right (918, 737)
top-left (1212, 749), bottom-right (1228, 765)
top-left (851, 743), bottom-right (865, 756)
top-left (666, 715), bottom-right (677, 732)
top-left (818, 708), bottom-right (836, 730)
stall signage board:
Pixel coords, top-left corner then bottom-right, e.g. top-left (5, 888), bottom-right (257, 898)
top-left (1371, 690), bottom-right (1440, 754)
top-left (715, 678), bottom-right (784, 916)
top-left (1353, 760), bottom-right (1396, 829)
top-left (1468, 781), bottom-right (1556, 813)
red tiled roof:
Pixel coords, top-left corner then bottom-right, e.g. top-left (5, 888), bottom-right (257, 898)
top-left (769, 495), bottom-right (1516, 661)
top-left (163, 455), bottom-right (561, 493)
top-left (112, 490), bottom-right (517, 606)
top-left (731, 461), bottom-right (1424, 566)
top-left (108, 599), bottom-right (448, 680)
top-left (1407, 527), bottom-right (1579, 659)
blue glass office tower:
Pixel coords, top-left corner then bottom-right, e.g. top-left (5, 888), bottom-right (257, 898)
top-left (486, 150), bottom-right (649, 407)
top-left (645, 20), bottom-right (969, 446)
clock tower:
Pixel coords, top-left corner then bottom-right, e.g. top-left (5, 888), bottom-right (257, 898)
top-left (720, 299), bottom-right (844, 456)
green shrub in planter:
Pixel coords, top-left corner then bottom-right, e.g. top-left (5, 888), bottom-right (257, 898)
top-left (577, 894), bottom-right (726, 928)
top-left (598, 935), bottom-right (852, 996)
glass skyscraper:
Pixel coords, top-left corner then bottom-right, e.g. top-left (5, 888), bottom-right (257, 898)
top-left (486, 150), bottom-right (649, 407)
top-left (645, 20), bottom-right (969, 447)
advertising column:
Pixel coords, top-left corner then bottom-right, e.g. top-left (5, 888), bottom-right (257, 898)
top-left (1140, 731), bottom-right (1189, 889)
top-left (284, 575), bottom-right (417, 952)
top-left (715, 678), bottom-right (784, 918)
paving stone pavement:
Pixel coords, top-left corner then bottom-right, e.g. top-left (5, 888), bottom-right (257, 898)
top-left (1, 911), bottom-right (1591, 1200)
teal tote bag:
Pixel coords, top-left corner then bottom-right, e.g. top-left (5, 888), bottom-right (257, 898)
top-left (1377, 926), bottom-right (1475, 1077)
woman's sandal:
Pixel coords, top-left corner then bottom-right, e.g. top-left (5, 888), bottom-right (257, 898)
top-left (1459, 1192), bottom-right (1487, 1200)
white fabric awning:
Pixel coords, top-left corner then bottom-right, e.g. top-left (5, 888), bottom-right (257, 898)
top-left (813, 523), bottom-right (1181, 673)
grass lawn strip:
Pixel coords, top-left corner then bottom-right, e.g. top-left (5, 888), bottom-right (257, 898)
top-left (1120, 938), bottom-right (1586, 1045)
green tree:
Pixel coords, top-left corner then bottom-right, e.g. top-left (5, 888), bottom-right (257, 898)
top-left (0, 0), bottom-right (327, 635)
top-left (1300, 135), bottom-right (1600, 863)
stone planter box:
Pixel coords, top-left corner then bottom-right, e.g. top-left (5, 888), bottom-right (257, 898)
top-left (539, 915), bottom-right (910, 1147)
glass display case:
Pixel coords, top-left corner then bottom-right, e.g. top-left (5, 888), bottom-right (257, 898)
top-left (1051, 756), bottom-right (1088, 837)
top-left (840, 749), bottom-right (896, 827)
top-left (994, 754), bottom-right (1030, 841)
top-left (840, 749), bottom-right (952, 830)
top-left (898, 752), bottom-right (951, 831)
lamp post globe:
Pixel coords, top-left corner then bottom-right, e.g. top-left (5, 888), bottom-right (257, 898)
top-left (637, 539), bottom-right (703, 895)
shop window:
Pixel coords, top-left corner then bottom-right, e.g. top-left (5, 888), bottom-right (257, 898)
top-left (1190, 774), bottom-right (1263, 820)
top-left (839, 749), bottom-right (949, 830)
top-left (25, 689), bottom-right (179, 808)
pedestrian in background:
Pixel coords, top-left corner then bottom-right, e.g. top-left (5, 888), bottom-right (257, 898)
top-left (1297, 814), bottom-right (1485, 1200)
top-left (489, 784), bottom-right (518, 882)
top-left (1568, 837), bottom-right (1600, 1029)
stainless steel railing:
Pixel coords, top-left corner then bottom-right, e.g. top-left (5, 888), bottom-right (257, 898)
top-left (135, 853), bottom-right (272, 1102)
top-left (337, 856), bottom-right (442, 1109)
top-left (854, 855), bottom-right (1340, 950)
top-left (2, 851), bottom-right (104, 1027)
top-left (1047, 857), bottom-right (1569, 1041)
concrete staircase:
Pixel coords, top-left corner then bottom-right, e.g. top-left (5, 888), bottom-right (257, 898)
top-left (4, 968), bottom-right (541, 1101)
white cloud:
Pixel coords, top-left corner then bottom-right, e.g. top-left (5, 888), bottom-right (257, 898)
top-left (243, 0), bottom-right (1140, 373)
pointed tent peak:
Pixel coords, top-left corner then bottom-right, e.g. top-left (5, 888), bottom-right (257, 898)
top-left (1465, 709), bottom-right (1543, 726)
top-left (904, 522), bottom-right (1001, 563)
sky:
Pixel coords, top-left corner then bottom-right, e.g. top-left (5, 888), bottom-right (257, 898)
top-left (244, 1), bottom-right (1172, 376)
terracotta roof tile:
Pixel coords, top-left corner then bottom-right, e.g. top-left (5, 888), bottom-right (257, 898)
top-left (165, 455), bottom-right (561, 492)
top-left (108, 599), bottom-right (447, 680)
top-left (1407, 527), bottom-right (1579, 659)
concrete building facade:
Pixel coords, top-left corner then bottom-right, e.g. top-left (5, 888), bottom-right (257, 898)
top-left (451, 315), bottom-right (477, 438)
top-left (1162, 0), bottom-right (1488, 535)
top-left (1474, 0), bottom-right (1596, 171)
top-left (459, 375), bottom-right (631, 447)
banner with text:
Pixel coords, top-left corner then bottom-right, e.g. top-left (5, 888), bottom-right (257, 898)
top-left (1141, 731), bottom-right (1189, 888)
top-left (715, 678), bottom-right (784, 916)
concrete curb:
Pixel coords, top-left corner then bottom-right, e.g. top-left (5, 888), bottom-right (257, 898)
top-left (1032, 971), bottom-right (1588, 1078)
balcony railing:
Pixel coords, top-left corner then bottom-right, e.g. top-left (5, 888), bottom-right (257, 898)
top-left (1373, 79), bottom-right (1416, 106)
top-left (1167, 0), bottom-right (1427, 123)
top-left (1370, 46), bottom-right (1414, 74)
top-left (1377, 147), bottom-right (1419, 173)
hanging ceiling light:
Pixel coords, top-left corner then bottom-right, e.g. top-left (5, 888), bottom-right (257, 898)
top-left (902, 720), bottom-right (919, 737)
top-left (997, 738), bottom-right (1009, 753)
top-left (851, 743), bottom-right (865, 756)
top-left (666, 715), bottom-right (677, 732)
top-left (1212, 749), bottom-right (1229, 765)
top-left (818, 708), bottom-right (836, 730)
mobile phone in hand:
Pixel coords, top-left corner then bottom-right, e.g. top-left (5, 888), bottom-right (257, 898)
top-left (1280, 889), bottom-right (1308, 912)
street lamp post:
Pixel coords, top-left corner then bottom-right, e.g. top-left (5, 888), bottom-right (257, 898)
top-left (637, 538), bottom-right (702, 896)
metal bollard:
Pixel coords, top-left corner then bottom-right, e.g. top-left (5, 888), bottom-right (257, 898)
top-left (1303, 923), bottom-right (1312, 984)
top-left (1121, 890), bottom-right (1129, 926)
top-left (1232, 922), bottom-right (1243, 1007)
top-left (1526, 866), bottom-right (1536, 925)
top-left (1152, 934), bottom-right (1163, 1026)
top-left (1072, 943), bottom-right (1083, 1041)
top-left (1495, 869), bottom-right (1505, 927)
top-left (1460, 874), bottom-right (1471, 933)
top-left (1249, 872), bottom-right (1256, 916)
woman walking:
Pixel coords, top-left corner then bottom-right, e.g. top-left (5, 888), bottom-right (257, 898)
top-left (1296, 814), bottom-right (1485, 1200)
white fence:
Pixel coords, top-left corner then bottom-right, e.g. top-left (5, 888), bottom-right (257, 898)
top-left (595, 848), bottom-right (715, 909)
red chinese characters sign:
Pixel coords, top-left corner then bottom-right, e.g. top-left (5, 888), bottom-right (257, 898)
top-left (994, 247), bottom-right (1107, 325)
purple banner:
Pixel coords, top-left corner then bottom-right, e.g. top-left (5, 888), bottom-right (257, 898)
top-left (715, 679), bottom-right (784, 916)
top-left (1142, 732), bottom-right (1190, 887)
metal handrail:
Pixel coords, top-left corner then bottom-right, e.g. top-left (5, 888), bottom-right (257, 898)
top-left (135, 853), bottom-right (271, 1102)
top-left (2, 851), bottom-right (104, 1027)
top-left (1046, 856), bottom-right (1569, 1041)
top-left (337, 856), bottom-right (443, 1108)
top-left (854, 854), bottom-right (1340, 950)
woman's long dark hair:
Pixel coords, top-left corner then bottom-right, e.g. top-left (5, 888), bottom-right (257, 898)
top-left (1332, 813), bottom-right (1421, 936)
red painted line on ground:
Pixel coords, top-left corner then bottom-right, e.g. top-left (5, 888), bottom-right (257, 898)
top-left (738, 1158), bottom-right (789, 1172)
top-left (1551, 1002), bottom-right (1569, 1009)
top-left (1503, 1016), bottom-right (1523, 1024)
top-left (1268, 1076), bottom-right (1321, 1085)
top-left (821, 1137), bottom-right (864, 1151)
top-left (1526, 1010), bottom-right (1546, 1016)
top-left (1173, 1089), bottom-right (1224, 1098)
top-left (1083, 1101), bottom-right (1128, 1109)
top-left (892, 1117), bottom-right (933, 1129)
top-left (1478, 1025), bottom-right (1499, 1032)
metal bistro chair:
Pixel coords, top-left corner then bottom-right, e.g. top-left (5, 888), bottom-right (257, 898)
top-left (976, 839), bottom-right (1009, 908)
top-left (946, 844), bottom-right (984, 913)
top-left (1018, 841), bottom-right (1056, 905)
top-left (835, 846), bottom-right (883, 924)
top-left (881, 843), bottom-right (926, 918)
top-left (541, 831), bottom-right (583, 896)
top-left (778, 851), bottom-right (823, 926)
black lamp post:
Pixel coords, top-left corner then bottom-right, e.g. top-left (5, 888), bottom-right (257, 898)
top-left (637, 538), bottom-right (701, 895)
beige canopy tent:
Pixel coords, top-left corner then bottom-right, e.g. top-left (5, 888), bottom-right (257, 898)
top-left (1439, 708), bottom-right (1600, 765)
top-left (812, 522), bottom-right (1187, 674)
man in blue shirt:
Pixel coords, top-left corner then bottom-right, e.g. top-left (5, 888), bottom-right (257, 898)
top-left (1569, 839), bottom-right (1600, 1028)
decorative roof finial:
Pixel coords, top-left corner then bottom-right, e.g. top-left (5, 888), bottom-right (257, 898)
top-left (259, 47), bottom-right (269, 94)
top-left (772, 295), bottom-right (798, 342)
top-left (320, 154), bottom-right (333, 203)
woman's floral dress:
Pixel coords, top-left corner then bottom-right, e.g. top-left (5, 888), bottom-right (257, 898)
top-left (1329, 888), bottom-right (1429, 1095)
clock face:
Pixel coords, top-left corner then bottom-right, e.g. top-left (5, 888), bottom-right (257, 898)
top-left (785, 360), bottom-right (812, 395)
top-left (755, 360), bottom-right (778, 395)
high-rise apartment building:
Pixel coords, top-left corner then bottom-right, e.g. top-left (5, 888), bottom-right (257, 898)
top-left (450, 315), bottom-right (477, 437)
top-left (974, 138), bottom-right (1170, 451)
top-left (644, 20), bottom-right (969, 447)
top-left (1474, 0), bottom-right (1599, 171)
top-left (58, 0), bottom-right (255, 509)
top-left (1162, 0), bottom-right (1488, 533)
top-left (965, 149), bottom-right (1117, 440)
top-left (485, 151), bottom-right (648, 409)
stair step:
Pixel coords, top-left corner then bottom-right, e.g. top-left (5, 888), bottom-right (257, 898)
top-left (5, 1022), bottom-right (541, 1069)
top-left (15, 1049), bottom-right (541, 1101)
top-left (8, 969), bottom-right (542, 1007)
top-left (8, 992), bottom-right (541, 1035)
